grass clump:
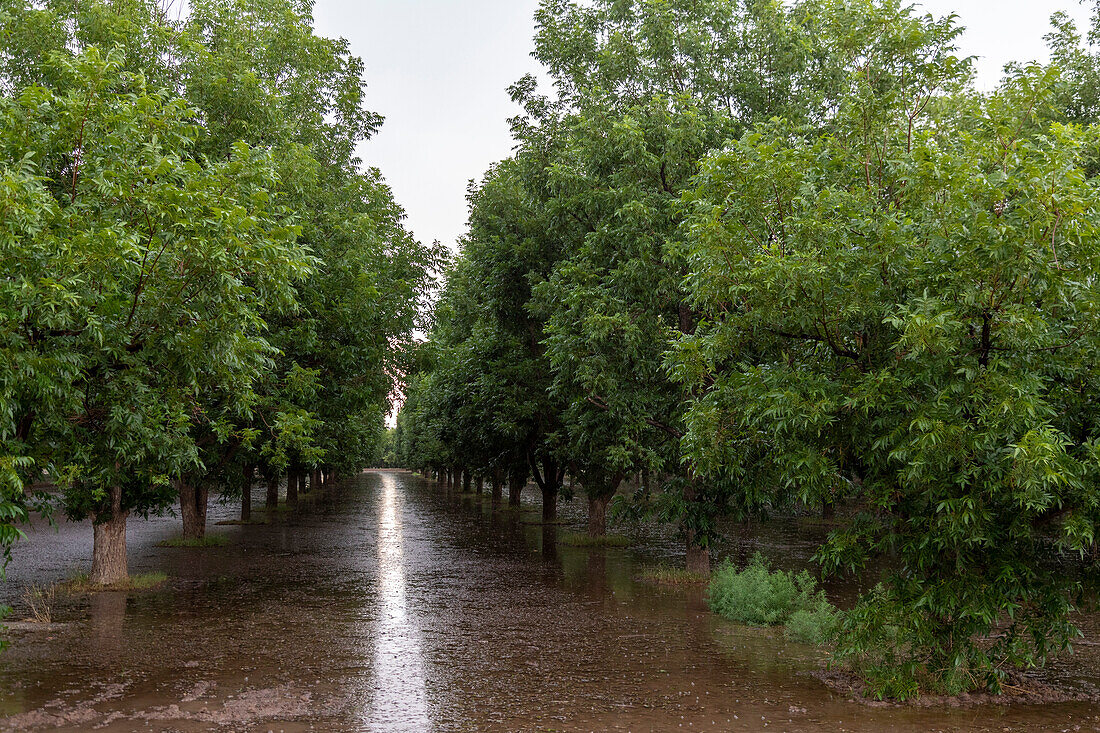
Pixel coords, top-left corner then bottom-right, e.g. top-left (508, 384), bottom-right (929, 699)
top-left (0, 604), bottom-right (9, 652)
top-left (560, 532), bottom-right (632, 548)
top-left (21, 583), bottom-right (56, 623)
top-left (61, 570), bottom-right (168, 593)
top-left (638, 564), bottom-right (710, 585)
top-left (129, 571), bottom-right (169, 589)
top-left (157, 534), bottom-right (229, 548)
top-left (708, 553), bottom-right (839, 644)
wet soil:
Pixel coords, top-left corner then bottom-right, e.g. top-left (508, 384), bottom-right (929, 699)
top-left (0, 470), bottom-right (1097, 731)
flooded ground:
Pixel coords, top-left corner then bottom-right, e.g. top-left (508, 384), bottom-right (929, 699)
top-left (0, 470), bottom-right (1097, 731)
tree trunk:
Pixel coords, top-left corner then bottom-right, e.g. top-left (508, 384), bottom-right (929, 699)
top-left (298, 471), bottom-right (307, 497)
top-left (509, 467), bottom-right (525, 508)
top-left (311, 468), bottom-right (321, 494)
top-left (542, 524), bottom-right (558, 561)
top-left (90, 485), bottom-right (128, 586)
top-left (287, 470), bottom-right (299, 505)
top-left (462, 469), bottom-right (472, 493)
top-left (683, 476), bottom-right (710, 576)
top-left (266, 475), bottom-right (279, 509)
top-left (241, 463), bottom-right (253, 522)
top-left (685, 534), bottom-right (711, 576)
top-left (541, 484), bottom-right (558, 522)
top-left (179, 478), bottom-right (208, 540)
top-left (586, 551), bottom-right (607, 593)
top-left (88, 591), bottom-right (125, 656)
top-left (491, 474), bottom-right (503, 510)
top-left (587, 494), bottom-right (611, 537)
top-left (476, 475), bottom-right (484, 495)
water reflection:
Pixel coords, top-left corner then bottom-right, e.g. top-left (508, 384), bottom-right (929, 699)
top-left (366, 472), bottom-right (430, 730)
top-left (88, 591), bottom-right (126, 660)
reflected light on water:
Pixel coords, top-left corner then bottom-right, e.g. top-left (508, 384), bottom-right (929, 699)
top-left (367, 472), bottom-right (430, 730)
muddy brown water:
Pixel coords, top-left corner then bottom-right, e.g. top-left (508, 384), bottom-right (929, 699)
top-left (0, 470), bottom-right (1097, 732)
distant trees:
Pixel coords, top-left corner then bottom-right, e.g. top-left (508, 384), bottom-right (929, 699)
top-left (400, 155), bottom-right (570, 519)
top-left (399, 0), bottom-right (1100, 699)
top-left (0, 0), bottom-right (438, 584)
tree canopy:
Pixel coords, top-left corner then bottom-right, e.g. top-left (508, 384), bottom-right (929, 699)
top-left (0, 0), bottom-right (439, 586)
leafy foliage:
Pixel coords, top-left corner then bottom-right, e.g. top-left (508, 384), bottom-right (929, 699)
top-left (785, 606), bottom-right (841, 647)
top-left (1, 43), bottom-right (305, 523)
top-left (708, 554), bottom-right (836, 631)
top-left (0, 0), bottom-right (436, 582)
top-left (675, 2), bottom-right (1100, 698)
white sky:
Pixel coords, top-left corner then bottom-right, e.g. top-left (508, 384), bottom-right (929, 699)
top-left (312, 0), bottom-right (543, 255)
top-left (312, 1), bottom-right (1095, 257)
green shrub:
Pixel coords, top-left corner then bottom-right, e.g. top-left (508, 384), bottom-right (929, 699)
top-left (784, 606), bottom-right (840, 645)
top-left (708, 553), bottom-right (839, 642)
top-left (833, 585), bottom-right (995, 700)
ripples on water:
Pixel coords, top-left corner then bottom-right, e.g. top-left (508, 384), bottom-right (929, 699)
top-left (0, 470), bottom-right (1096, 732)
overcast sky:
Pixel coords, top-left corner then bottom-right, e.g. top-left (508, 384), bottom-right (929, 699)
top-left (311, 1), bottom-right (1095, 256)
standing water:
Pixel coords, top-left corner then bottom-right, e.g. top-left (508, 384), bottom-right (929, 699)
top-left (370, 473), bottom-right (430, 729)
top-left (0, 470), bottom-right (1097, 731)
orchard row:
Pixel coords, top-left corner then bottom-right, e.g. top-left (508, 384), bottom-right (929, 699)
top-left (396, 0), bottom-right (1100, 700)
top-left (0, 2), bottom-right (439, 589)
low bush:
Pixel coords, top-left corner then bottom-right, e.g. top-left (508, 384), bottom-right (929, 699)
top-left (785, 606), bottom-right (840, 645)
top-left (708, 553), bottom-right (839, 644)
